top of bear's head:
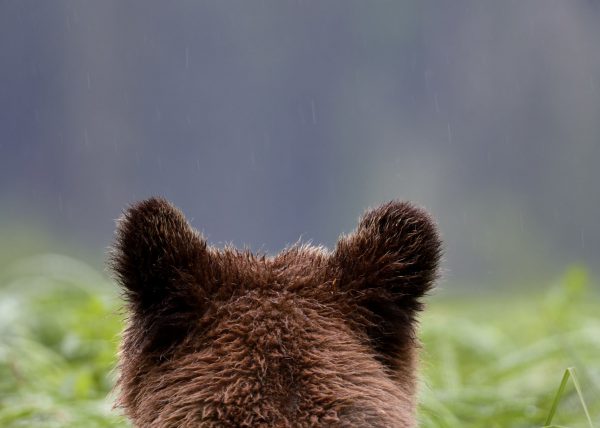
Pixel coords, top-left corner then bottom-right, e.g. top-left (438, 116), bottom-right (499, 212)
top-left (110, 198), bottom-right (441, 427)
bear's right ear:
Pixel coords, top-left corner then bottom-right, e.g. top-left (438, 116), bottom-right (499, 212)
top-left (110, 198), bottom-right (217, 355)
top-left (330, 201), bottom-right (442, 369)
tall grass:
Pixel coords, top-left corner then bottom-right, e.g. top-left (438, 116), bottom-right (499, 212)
top-left (419, 266), bottom-right (599, 427)
top-left (0, 255), bottom-right (124, 427)
top-left (0, 255), bottom-right (597, 427)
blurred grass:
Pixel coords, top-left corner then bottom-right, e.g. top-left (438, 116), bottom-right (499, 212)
top-left (0, 255), bottom-right (598, 427)
top-left (0, 255), bottom-right (125, 427)
top-left (419, 265), bottom-right (599, 427)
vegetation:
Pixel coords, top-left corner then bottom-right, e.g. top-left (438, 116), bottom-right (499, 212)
top-left (419, 265), bottom-right (599, 427)
top-left (0, 255), bottom-right (597, 427)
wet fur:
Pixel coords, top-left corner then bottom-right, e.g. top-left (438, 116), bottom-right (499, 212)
top-left (110, 198), bottom-right (441, 427)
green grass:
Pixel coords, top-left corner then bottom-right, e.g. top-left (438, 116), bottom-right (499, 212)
top-left (0, 255), bottom-right (598, 427)
top-left (543, 367), bottom-right (593, 427)
top-left (419, 266), bottom-right (599, 427)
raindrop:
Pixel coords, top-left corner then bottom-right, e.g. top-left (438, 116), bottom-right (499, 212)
top-left (310, 100), bottom-right (317, 124)
top-left (446, 122), bottom-right (453, 144)
top-left (185, 47), bottom-right (190, 69)
top-left (424, 69), bottom-right (432, 90)
top-left (518, 212), bottom-right (524, 233)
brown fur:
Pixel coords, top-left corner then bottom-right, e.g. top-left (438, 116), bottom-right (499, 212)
top-left (109, 198), bottom-right (441, 427)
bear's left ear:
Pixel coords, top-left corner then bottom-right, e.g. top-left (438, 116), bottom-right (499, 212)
top-left (330, 201), bottom-right (442, 366)
top-left (110, 197), bottom-right (218, 356)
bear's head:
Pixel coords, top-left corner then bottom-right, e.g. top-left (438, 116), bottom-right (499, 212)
top-left (110, 198), bottom-right (441, 427)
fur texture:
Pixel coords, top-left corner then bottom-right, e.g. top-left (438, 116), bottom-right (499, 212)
top-left (110, 198), bottom-right (441, 427)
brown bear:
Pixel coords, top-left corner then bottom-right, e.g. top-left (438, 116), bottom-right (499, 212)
top-left (110, 197), bottom-right (441, 427)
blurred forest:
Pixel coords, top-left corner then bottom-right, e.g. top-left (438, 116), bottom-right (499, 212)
top-left (1, 1), bottom-right (599, 288)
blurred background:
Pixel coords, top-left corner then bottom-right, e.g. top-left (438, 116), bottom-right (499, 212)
top-left (2, 0), bottom-right (599, 287)
top-left (1, 1), bottom-right (599, 427)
